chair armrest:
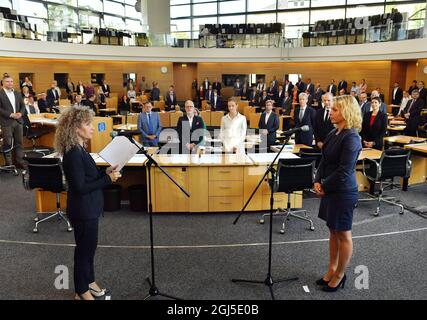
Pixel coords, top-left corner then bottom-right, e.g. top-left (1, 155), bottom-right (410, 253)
top-left (406, 159), bottom-right (412, 179)
top-left (22, 170), bottom-right (31, 190)
top-left (362, 157), bottom-right (380, 181)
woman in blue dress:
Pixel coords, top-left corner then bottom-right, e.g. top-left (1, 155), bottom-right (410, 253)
top-left (313, 95), bottom-right (362, 292)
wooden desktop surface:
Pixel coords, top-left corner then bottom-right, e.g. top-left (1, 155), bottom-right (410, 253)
top-left (384, 135), bottom-right (426, 145)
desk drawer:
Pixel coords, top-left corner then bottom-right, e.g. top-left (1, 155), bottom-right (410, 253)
top-left (262, 192), bottom-right (302, 210)
top-left (209, 181), bottom-right (243, 197)
top-left (209, 167), bottom-right (243, 181)
top-left (209, 196), bottom-right (243, 212)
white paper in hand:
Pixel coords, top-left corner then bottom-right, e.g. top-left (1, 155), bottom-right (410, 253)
top-left (98, 136), bottom-right (140, 171)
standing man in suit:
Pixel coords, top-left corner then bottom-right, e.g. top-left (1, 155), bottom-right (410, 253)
top-left (267, 81), bottom-right (277, 101)
top-left (76, 81), bottom-right (85, 97)
top-left (294, 92), bottom-right (316, 146)
top-left (338, 79), bottom-right (348, 94)
top-left (165, 85), bottom-right (177, 111)
top-left (258, 90), bottom-right (269, 112)
top-left (417, 81), bottom-right (426, 106)
top-left (210, 90), bottom-right (221, 111)
top-left (47, 81), bottom-right (60, 110)
top-left (282, 91), bottom-right (293, 115)
top-left (296, 78), bottom-right (306, 95)
top-left (403, 89), bottom-right (423, 136)
top-left (276, 85), bottom-right (286, 106)
top-left (248, 85), bottom-right (259, 106)
top-left (327, 79), bottom-right (337, 96)
top-left (359, 93), bottom-right (371, 114)
top-left (0, 75), bottom-right (26, 168)
top-left (203, 78), bottom-right (210, 91)
top-left (258, 100), bottom-right (280, 152)
top-left (151, 81), bottom-right (160, 101)
top-left (212, 78), bottom-right (221, 95)
top-left (305, 78), bottom-right (315, 96)
top-left (314, 93), bottom-right (335, 149)
top-left (391, 82), bottom-right (403, 105)
top-left (408, 80), bottom-right (418, 96)
top-left (241, 81), bottom-right (250, 100)
top-left (256, 79), bottom-right (266, 92)
top-left (205, 85), bottom-right (214, 103)
top-left (270, 76), bottom-right (279, 92)
top-left (101, 80), bottom-right (110, 98)
top-left (233, 78), bottom-right (242, 97)
top-left (177, 100), bottom-right (206, 154)
top-left (284, 79), bottom-right (294, 95)
top-left (314, 83), bottom-right (324, 104)
top-left (137, 101), bottom-right (162, 147)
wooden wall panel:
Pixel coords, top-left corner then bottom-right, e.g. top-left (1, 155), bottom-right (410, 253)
top-left (173, 62), bottom-right (197, 101)
top-left (415, 59), bottom-right (427, 85)
top-left (0, 58), bottom-right (173, 98)
top-left (197, 61), bottom-right (392, 103)
top-left (390, 61), bottom-right (407, 101)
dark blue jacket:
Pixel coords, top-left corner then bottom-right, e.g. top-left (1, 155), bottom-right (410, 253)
top-left (62, 145), bottom-right (111, 220)
top-left (258, 112), bottom-right (280, 147)
top-left (315, 128), bottom-right (362, 194)
top-left (294, 106), bottom-right (316, 146)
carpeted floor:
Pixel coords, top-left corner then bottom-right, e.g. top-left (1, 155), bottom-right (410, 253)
top-left (0, 171), bottom-right (426, 300)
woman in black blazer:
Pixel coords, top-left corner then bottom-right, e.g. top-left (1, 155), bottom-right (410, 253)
top-left (314, 96), bottom-right (362, 292)
top-left (360, 97), bottom-right (387, 150)
top-left (55, 106), bottom-right (121, 300)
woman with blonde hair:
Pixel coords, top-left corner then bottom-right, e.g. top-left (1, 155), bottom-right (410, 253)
top-left (313, 95), bottom-right (362, 292)
top-left (55, 106), bottom-right (121, 300)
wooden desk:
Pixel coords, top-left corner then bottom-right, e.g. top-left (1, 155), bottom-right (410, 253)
top-left (405, 143), bottom-right (427, 184)
top-left (27, 114), bottom-right (58, 148)
top-left (270, 144), bottom-right (312, 154)
top-left (384, 135), bottom-right (426, 145)
top-left (356, 148), bottom-right (383, 192)
top-left (113, 124), bottom-right (138, 131)
top-left (388, 125), bottom-right (406, 132)
top-left (99, 108), bottom-right (117, 116)
top-left (149, 154), bottom-right (302, 213)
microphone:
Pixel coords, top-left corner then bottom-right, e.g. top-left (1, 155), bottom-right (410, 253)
top-left (280, 125), bottom-right (309, 137)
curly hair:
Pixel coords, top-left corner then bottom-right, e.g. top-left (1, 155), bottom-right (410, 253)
top-left (333, 95), bottom-right (362, 132)
top-left (54, 105), bottom-right (95, 155)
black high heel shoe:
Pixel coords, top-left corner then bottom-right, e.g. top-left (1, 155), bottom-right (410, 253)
top-left (315, 277), bottom-right (330, 286)
top-left (322, 274), bottom-right (347, 292)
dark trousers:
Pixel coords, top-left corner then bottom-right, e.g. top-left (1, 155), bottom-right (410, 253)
top-left (71, 218), bottom-right (99, 294)
top-left (1, 121), bottom-right (24, 166)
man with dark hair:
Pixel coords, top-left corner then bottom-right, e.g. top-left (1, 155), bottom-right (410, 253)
top-left (0, 75), bottom-right (26, 168)
top-left (403, 89), bottom-right (423, 136)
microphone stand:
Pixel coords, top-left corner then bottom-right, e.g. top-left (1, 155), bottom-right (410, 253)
top-left (232, 134), bottom-right (298, 300)
top-left (126, 136), bottom-right (190, 300)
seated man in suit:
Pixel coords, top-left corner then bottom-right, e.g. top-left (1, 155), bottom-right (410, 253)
top-left (177, 100), bottom-right (206, 154)
top-left (36, 93), bottom-right (49, 113)
top-left (403, 89), bottom-right (424, 136)
top-left (294, 92), bottom-right (316, 147)
top-left (137, 101), bottom-right (162, 147)
top-left (165, 85), bottom-right (177, 111)
top-left (258, 100), bottom-right (280, 152)
top-left (210, 89), bottom-right (221, 111)
top-left (360, 97), bottom-right (387, 150)
top-left (314, 93), bottom-right (335, 149)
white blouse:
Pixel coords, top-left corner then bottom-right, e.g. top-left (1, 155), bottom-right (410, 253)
top-left (219, 112), bottom-right (247, 153)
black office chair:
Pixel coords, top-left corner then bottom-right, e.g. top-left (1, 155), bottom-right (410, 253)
top-left (0, 125), bottom-right (19, 175)
top-left (359, 148), bottom-right (411, 216)
top-left (22, 113), bottom-right (53, 156)
top-left (259, 158), bottom-right (315, 234)
top-left (23, 157), bottom-right (72, 233)
top-left (299, 147), bottom-right (322, 169)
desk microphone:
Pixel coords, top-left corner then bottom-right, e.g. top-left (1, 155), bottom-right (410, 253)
top-left (279, 125), bottom-right (309, 137)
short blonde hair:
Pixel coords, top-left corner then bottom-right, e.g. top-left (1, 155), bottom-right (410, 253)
top-left (333, 95), bottom-right (362, 131)
top-left (54, 105), bottom-right (95, 155)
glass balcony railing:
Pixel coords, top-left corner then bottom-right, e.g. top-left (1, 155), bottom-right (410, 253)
top-left (0, 17), bottom-right (425, 49)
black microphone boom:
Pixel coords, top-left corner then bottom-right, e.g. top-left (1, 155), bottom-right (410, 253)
top-left (280, 125), bottom-right (309, 137)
